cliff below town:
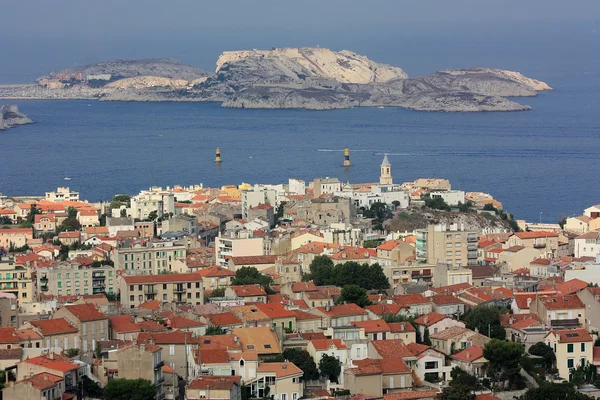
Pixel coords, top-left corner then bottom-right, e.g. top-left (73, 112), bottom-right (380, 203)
top-left (0, 48), bottom-right (552, 112)
top-left (0, 105), bottom-right (34, 130)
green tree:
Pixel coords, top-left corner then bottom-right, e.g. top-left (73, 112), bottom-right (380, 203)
top-left (528, 342), bottom-right (556, 370)
top-left (302, 255), bottom-right (335, 285)
top-left (424, 196), bottom-right (450, 211)
top-left (319, 354), bottom-right (341, 383)
top-left (337, 285), bottom-right (371, 307)
top-left (146, 210), bottom-right (158, 221)
top-left (362, 240), bottom-right (380, 248)
top-left (483, 339), bottom-right (524, 389)
top-left (120, 208), bottom-right (127, 217)
top-left (110, 194), bottom-right (131, 210)
top-left (518, 383), bottom-right (593, 400)
top-left (450, 367), bottom-right (480, 389)
top-left (282, 348), bottom-right (319, 380)
top-left (0, 216), bottom-right (12, 225)
top-left (464, 305), bottom-right (506, 340)
top-left (57, 217), bottom-right (81, 233)
top-left (0, 369), bottom-right (16, 390)
top-left (231, 267), bottom-right (272, 289)
top-left (207, 287), bottom-right (226, 298)
top-left (67, 206), bottom-right (77, 219)
top-left (99, 213), bottom-right (108, 226)
top-left (275, 201), bottom-right (287, 225)
top-left (458, 201), bottom-right (474, 212)
top-left (205, 326), bottom-right (226, 335)
top-left (95, 341), bottom-right (102, 359)
top-left (64, 348), bottom-right (81, 357)
top-left (570, 363), bottom-right (597, 387)
top-left (103, 378), bottom-right (156, 400)
top-left (364, 263), bottom-right (390, 290)
top-left (423, 327), bottom-right (432, 346)
top-left (81, 375), bottom-right (104, 398)
top-left (436, 385), bottom-right (475, 400)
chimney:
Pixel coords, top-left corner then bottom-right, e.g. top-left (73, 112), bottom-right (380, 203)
top-left (466, 349), bottom-right (470, 359)
top-left (400, 324), bottom-right (405, 332)
top-left (49, 353), bottom-right (54, 360)
top-left (44, 375), bottom-right (49, 381)
top-left (424, 316), bottom-right (428, 325)
top-left (509, 317), bottom-right (515, 325)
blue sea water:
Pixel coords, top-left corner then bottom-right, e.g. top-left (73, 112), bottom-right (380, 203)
top-left (1, 23), bottom-right (600, 223)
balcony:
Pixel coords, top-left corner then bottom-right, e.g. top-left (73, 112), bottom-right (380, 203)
top-left (155, 376), bottom-right (165, 385)
top-left (144, 287), bottom-right (157, 295)
top-left (550, 318), bottom-right (580, 328)
top-left (40, 276), bottom-right (48, 283)
top-left (467, 244), bottom-right (477, 251)
top-left (173, 287), bottom-right (186, 293)
top-left (467, 235), bottom-right (478, 243)
top-left (154, 360), bottom-right (164, 370)
top-left (40, 285), bottom-right (48, 292)
top-left (533, 243), bottom-right (546, 249)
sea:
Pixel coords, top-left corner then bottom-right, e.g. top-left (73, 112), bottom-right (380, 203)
top-left (1, 26), bottom-right (599, 223)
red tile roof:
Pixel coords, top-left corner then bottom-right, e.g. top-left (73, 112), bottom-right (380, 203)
top-left (291, 309), bottom-right (321, 321)
top-left (138, 300), bottom-right (162, 310)
top-left (556, 279), bottom-right (588, 295)
top-left (122, 273), bottom-right (202, 284)
top-left (514, 231), bottom-right (558, 239)
top-left (205, 312), bottom-right (242, 326)
top-left (188, 375), bottom-right (241, 390)
top-left (195, 265), bottom-right (236, 277)
top-left (290, 281), bottom-right (318, 292)
top-left (393, 294), bottom-right (430, 308)
top-left (499, 313), bottom-right (540, 327)
top-left (30, 319), bottom-right (78, 335)
top-left (388, 322), bottom-right (416, 333)
top-left (199, 348), bottom-right (229, 364)
top-left (315, 303), bottom-right (367, 317)
top-left (539, 294), bottom-right (584, 309)
top-left (530, 258), bottom-right (551, 265)
top-left (168, 316), bottom-right (205, 329)
top-left (370, 339), bottom-right (414, 359)
top-left (365, 303), bottom-right (402, 316)
top-left (350, 319), bottom-right (391, 333)
top-left (330, 247), bottom-right (375, 260)
top-left (377, 241), bottom-right (403, 251)
top-left (383, 391), bottom-right (439, 400)
top-left (22, 372), bottom-right (63, 390)
top-left (138, 330), bottom-right (195, 344)
top-left (451, 345), bottom-right (485, 362)
top-left (255, 303), bottom-right (295, 319)
top-left (15, 328), bottom-right (42, 341)
top-left (61, 304), bottom-right (107, 322)
top-left (311, 338), bottom-right (348, 351)
top-left (0, 327), bottom-right (18, 343)
top-left (414, 312), bottom-right (449, 327)
top-left (229, 285), bottom-right (267, 297)
top-left (22, 354), bottom-right (79, 373)
top-left (549, 328), bottom-right (592, 343)
top-left (432, 294), bottom-right (462, 305)
top-left (109, 315), bottom-right (141, 333)
top-left (257, 362), bottom-right (303, 378)
top-left (431, 282), bottom-right (472, 295)
top-left (229, 256), bottom-right (278, 265)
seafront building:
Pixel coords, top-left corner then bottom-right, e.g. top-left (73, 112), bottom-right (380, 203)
top-left (2, 159), bottom-right (600, 398)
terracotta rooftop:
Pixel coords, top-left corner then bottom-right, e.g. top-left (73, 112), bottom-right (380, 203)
top-left (539, 294), bottom-right (584, 309)
top-left (370, 339), bottom-right (415, 359)
top-left (229, 285), bottom-right (267, 297)
top-left (451, 345), bottom-right (485, 362)
top-left (188, 375), bottom-right (241, 390)
top-left (315, 303), bottom-right (367, 317)
top-left (430, 326), bottom-right (470, 340)
top-left (195, 265), bottom-right (236, 277)
top-left (383, 391), bottom-right (439, 400)
top-left (22, 372), bottom-right (64, 390)
top-left (257, 362), bottom-right (303, 378)
top-left (310, 338), bottom-right (348, 351)
top-left (388, 322), bottom-right (416, 333)
top-left (168, 316), bottom-right (205, 329)
top-left (548, 328), bottom-right (592, 343)
top-left (354, 357), bottom-right (411, 374)
top-left (22, 354), bottom-right (79, 373)
top-left (255, 303), bottom-right (296, 319)
top-left (414, 312), bottom-right (449, 327)
top-left (555, 278), bottom-right (588, 295)
top-left (514, 231), bottom-right (559, 239)
top-left (350, 319), bottom-right (391, 333)
top-left (229, 255), bottom-right (278, 265)
top-left (365, 303), bottom-right (402, 316)
top-left (205, 312), bottom-right (242, 326)
top-left (138, 330), bottom-right (195, 344)
top-left (432, 294), bottom-right (462, 305)
top-left (61, 304), bottom-right (107, 322)
top-left (108, 315), bottom-right (143, 334)
top-left (0, 327), bottom-right (18, 343)
top-left (30, 319), bottom-right (78, 335)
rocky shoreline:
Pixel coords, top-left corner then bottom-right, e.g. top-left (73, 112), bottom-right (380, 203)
top-left (0, 49), bottom-right (552, 112)
top-left (0, 105), bottom-right (34, 130)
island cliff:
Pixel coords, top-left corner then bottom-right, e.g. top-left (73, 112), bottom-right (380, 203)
top-left (0, 48), bottom-right (552, 112)
top-left (0, 105), bottom-right (34, 130)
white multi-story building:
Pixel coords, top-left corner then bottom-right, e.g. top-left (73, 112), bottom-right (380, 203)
top-left (214, 231), bottom-right (264, 267)
top-left (114, 240), bottom-right (187, 275)
top-left (45, 187), bottom-right (80, 202)
top-left (430, 190), bottom-right (466, 206)
top-left (241, 189), bottom-right (277, 219)
top-left (128, 187), bottom-right (176, 219)
top-left (288, 179), bottom-right (306, 195)
top-left (574, 231), bottom-right (600, 258)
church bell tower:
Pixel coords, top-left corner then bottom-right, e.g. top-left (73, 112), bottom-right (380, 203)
top-left (380, 155), bottom-right (392, 185)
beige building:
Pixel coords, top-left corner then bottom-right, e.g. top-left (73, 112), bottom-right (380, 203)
top-left (187, 376), bottom-right (242, 400)
top-left (196, 265), bottom-right (236, 291)
top-left (215, 232), bottom-right (264, 267)
top-left (117, 342), bottom-right (164, 399)
top-left (34, 214), bottom-right (56, 234)
top-left (77, 210), bottom-right (99, 228)
top-left (248, 362), bottom-right (303, 400)
top-left (114, 240), bottom-right (186, 274)
top-left (530, 295), bottom-right (585, 328)
top-left (506, 231), bottom-right (559, 258)
top-left (416, 224), bottom-right (478, 267)
top-left (38, 263), bottom-right (117, 297)
top-left (120, 273), bottom-right (204, 308)
top-left (383, 264), bottom-right (434, 287)
top-left (433, 264), bottom-right (472, 287)
top-left (310, 304), bottom-right (368, 328)
top-left (52, 303), bottom-right (108, 354)
top-left (16, 353), bottom-right (79, 392)
top-left (0, 228), bottom-right (33, 248)
top-left (2, 372), bottom-right (66, 400)
top-left (23, 318), bottom-right (79, 353)
top-left (45, 187), bottom-right (79, 202)
top-left (497, 246), bottom-right (541, 272)
top-left (545, 328), bottom-right (593, 380)
top-left (138, 330), bottom-right (195, 378)
top-left (0, 256), bottom-right (33, 303)
top-left (430, 326), bottom-right (490, 355)
top-left (373, 241), bottom-right (415, 267)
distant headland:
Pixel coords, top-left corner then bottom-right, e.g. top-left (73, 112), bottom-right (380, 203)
top-left (0, 47), bottom-right (552, 112)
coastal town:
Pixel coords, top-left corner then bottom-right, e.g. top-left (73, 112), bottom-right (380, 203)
top-left (0, 156), bottom-right (599, 400)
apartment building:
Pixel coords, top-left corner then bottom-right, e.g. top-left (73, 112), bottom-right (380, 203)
top-left (416, 224), bottom-right (478, 267)
top-left (129, 188), bottom-right (176, 219)
top-left (214, 231), bottom-right (264, 267)
top-left (52, 304), bottom-right (108, 354)
top-left (545, 328), bottom-right (593, 380)
top-left (241, 189), bottom-right (277, 219)
top-left (116, 343), bottom-right (164, 400)
top-left (0, 228), bottom-right (33, 248)
top-left (38, 263), bottom-right (117, 297)
top-left (506, 231), bottom-right (559, 259)
top-left (120, 273), bottom-right (204, 308)
top-left (45, 187), bottom-right (80, 202)
top-left (433, 264), bottom-right (473, 288)
top-left (114, 240), bottom-right (186, 274)
top-left (0, 256), bottom-right (33, 303)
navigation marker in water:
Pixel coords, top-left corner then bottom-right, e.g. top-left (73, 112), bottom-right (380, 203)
top-left (215, 147), bottom-right (222, 163)
top-left (343, 148), bottom-right (351, 167)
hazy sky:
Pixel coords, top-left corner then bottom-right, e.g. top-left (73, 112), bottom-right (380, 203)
top-left (2, 0), bottom-right (599, 82)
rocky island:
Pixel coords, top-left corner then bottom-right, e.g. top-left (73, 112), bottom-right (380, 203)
top-left (0, 48), bottom-right (552, 112)
top-left (0, 105), bottom-right (34, 130)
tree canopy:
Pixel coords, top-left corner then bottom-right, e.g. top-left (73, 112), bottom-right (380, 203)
top-left (319, 354), bottom-right (341, 383)
top-left (528, 342), bottom-right (556, 370)
top-left (282, 348), bottom-right (319, 380)
top-left (424, 196), bottom-right (450, 211)
top-left (205, 326), bottom-right (226, 335)
top-left (463, 305), bottom-right (507, 340)
top-left (303, 258), bottom-right (389, 290)
top-left (518, 383), bottom-right (593, 400)
top-left (483, 339), bottom-right (524, 389)
top-left (337, 285), bottom-right (371, 307)
top-left (231, 266), bottom-right (273, 288)
top-left (103, 378), bottom-right (156, 400)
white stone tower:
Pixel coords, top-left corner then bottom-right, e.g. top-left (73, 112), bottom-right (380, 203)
top-left (380, 155), bottom-right (392, 185)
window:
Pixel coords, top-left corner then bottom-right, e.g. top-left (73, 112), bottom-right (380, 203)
top-left (163, 284), bottom-right (167, 289)
top-left (169, 345), bottom-right (175, 356)
top-left (163, 294), bottom-right (167, 300)
top-left (581, 358), bottom-right (586, 367)
top-left (57, 282), bottom-right (62, 288)
top-left (568, 343), bottom-right (574, 353)
top-left (581, 343), bottom-right (586, 352)
top-left (187, 282), bottom-right (192, 289)
top-left (130, 295), bottom-right (134, 301)
top-left (196, 282), bottom-right (200, 288)
top-left (567, 358), bottom-right (574, 369)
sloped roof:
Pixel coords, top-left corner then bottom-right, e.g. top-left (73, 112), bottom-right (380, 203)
top-left (61, 304), bottom-right (107, 322)
top-left (451, 345), bottom-right (485, 362)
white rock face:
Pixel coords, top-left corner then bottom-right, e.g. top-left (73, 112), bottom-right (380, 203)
top-left (216, 47), bottom-right (408, 84)
top-left (106, 76), bottom-right (189, 89)
top-left (439, 68), bottom-right (552, 91)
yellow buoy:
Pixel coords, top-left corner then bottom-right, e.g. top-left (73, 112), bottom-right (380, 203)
top-left (215, 147), bottom-right (222, 163)
top-left (343, 148), bottom-right (351, 167)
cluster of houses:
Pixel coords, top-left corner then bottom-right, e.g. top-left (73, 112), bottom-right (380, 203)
top-left (1, 163), bottom-right (600, 400)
